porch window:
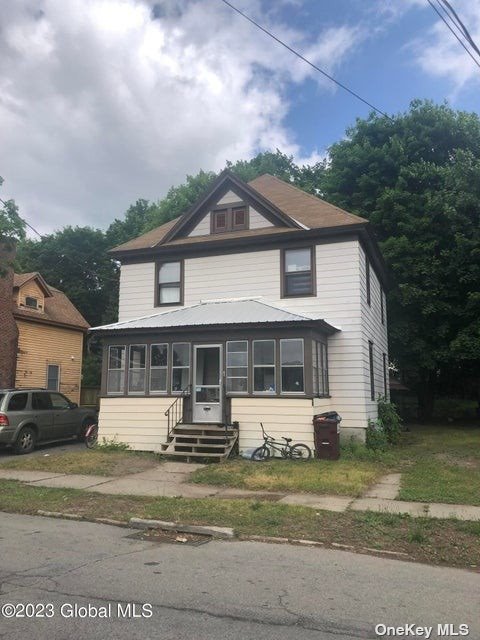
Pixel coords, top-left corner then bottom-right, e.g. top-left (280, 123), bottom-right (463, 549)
top-left (157, 261), bottom-right (182, 305)
top-left (226, 341), bottom-right (248, 393)
top-left (107, 346), bottom-right (125, 394)
top-left (46, 364), bottom-right (60, 391)
top-left (313, 341), bottom-right (329, 397)
top-left (172, 343), bottom-right (190, 392)
top-left (253, 340), bottom-right (275, 393)
top-left (282, 248), bottom-right (314, 297)
top-left (128, 345), bottom-right (146, 394)
top-left (150, 344), bottom-right (168, 393)
top-left (280, 339), bottom-right (304, 393)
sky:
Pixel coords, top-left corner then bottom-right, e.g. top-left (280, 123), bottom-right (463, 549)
top-left (1, 0), bottom-right (480, 234)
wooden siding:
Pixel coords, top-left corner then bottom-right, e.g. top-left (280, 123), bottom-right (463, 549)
top-left (117, 240), bottom-right (375, 439)
top-left (98, 397), bottom-right (172, 451)
top-left (16, 280), bottom-right (45, 312)
top-left (359, 244), bottom-right (389, 425)
top-left (15, 319), bottom-right (84, 404)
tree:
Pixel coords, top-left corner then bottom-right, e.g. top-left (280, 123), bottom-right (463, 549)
top-left (320, 100), bottom-right (480, 419)
top-left (0, 176), bottom-right (25, 276)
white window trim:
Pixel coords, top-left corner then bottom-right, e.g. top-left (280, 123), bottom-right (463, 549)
top-left (46, 364), bottom-right (60, 392)
top-left (128, 344), bottom-right (147, 395)
top-left (280, 338), bottom-right (305, 395)
top-left (171, 342), bottom-right (191, 394)
top-left (149, 343), bottom-right (169, 394)
top-left (253, 339), bottom-right (276, 395)
top-left (107, 345), bottom-right (126, 395)
top-left (226, 340), bottom-right (249, 395)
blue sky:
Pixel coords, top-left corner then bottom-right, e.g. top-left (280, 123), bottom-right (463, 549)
top-left (1, 0), bottom-right (479, 232)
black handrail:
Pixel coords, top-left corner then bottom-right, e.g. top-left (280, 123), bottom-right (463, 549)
top-left (164, 385), bottom-right (191, 438)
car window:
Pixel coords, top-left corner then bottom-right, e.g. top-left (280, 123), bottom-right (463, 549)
top-left (7, 393), bottom-right (28, 412)
top-left (32, 392), bottom-right (52, 410)
top-left (0, 393), bottom-right (5, 409)
top-left (49, 393), bottom-right (71, 410)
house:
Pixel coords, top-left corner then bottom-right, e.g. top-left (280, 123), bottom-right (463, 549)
top-left (0, 260), bottom-right (90, 404)
top-left (91, 170), bottom-right (389, 457)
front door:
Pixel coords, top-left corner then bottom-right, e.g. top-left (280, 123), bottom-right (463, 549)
top-left (193, 345), bottom-right (222, 423)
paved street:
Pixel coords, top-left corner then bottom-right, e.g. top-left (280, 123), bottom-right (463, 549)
top-left (0, 513), bottom-right (478, 639)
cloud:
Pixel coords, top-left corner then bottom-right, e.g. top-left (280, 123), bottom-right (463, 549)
top-left (0, 0), bottom-right (362, 233)
top-left (407, 0), bottom-right (480, 92)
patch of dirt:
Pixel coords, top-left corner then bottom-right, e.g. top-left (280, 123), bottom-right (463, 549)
top-left (108, 457), bottom-right (159, 476)
top-left (434, 453), bottom-right (480, 469)
top-left (129, 528), bottom-right (212, 546)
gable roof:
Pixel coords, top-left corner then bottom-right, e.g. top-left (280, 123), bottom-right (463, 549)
top-left (13, 273), bottom-right (90, 331)
top-left (109, 171), bottom-right (366, 255)
top-left (13, 272), bottom-right (52, 297)
top-left (91, 298), bottom-right (339, 334)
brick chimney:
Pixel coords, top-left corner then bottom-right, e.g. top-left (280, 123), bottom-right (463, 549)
top-left (0, 241), bottom-right (18, 389)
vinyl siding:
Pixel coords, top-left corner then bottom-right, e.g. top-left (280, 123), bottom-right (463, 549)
top-left (15, 319), bottom-right (84, 404)
top-left (97, 397), bottom-right (171, 451)
top-left (117, 239), bottom-right (372, 440)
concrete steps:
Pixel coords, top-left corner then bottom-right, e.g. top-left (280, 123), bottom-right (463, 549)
top-left (160, 423), bottom-right (239, 461)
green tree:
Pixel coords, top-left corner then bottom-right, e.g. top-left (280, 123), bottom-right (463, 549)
top-left (0, 176), bottom-right (25, 276)
top-left (320, 100), bottom-right (480, 419)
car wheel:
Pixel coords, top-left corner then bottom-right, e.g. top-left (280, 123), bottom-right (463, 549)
top-left (14, 426), bottom-right (36, 455)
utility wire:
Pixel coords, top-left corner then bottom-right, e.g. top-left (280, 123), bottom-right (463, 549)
top-left (219, 0), bottom-right (391, 119)
top-left (426, 0), bottom-right (480, 69)
top-left (439, 0), bottom-right (480, 58)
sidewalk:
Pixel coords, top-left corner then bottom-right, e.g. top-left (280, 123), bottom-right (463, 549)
top-left (1, 464), bottom-right (480, 521)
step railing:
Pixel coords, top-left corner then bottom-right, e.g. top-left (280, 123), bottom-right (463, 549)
top-left (165, 385), bottom-right (191, 439)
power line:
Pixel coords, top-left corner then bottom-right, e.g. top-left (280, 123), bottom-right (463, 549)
top-left (426, 0), bottom-right (480, 69)
top-left (439, 0), bottom-right (480, 58)
top-left (219, 0), bottom-right (391, 119)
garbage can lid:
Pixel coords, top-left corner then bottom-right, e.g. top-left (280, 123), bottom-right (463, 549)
top-left (314, 411), bottom-right (342, 421)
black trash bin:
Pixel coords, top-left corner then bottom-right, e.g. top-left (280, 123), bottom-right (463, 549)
top-left (313, 412), bottom-right (342, 460)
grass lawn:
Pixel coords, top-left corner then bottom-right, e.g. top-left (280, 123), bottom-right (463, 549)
top-left (396, 425), bottom-right (480, 506)
top-left (0, 449), bottom-right (159, 477)
top-left (0, 479), bottom-right (478, 569)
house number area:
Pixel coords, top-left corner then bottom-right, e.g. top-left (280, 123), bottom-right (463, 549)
top-left (1, 602), bottom-right (153, 619)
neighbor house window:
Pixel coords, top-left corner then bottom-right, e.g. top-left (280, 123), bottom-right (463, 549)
top-left (226, 341), bottom-right (248, 394)
top-left (157, 260), bottom-right (182, 305)
top-left (369, 340), bottom-right (375, 401)
top-left (366, 257), bottom-right (371, 306)
top-left (46, 364), bottom-right (60, 391)
top-left (313, 341), bottom-right (329, 397)
top-left (280, 339), bottom-right (304, 393)
top-left (253, 340), bottom-right (275, 393)
top-left (212, 205), bottom-right (248, 233)
top-left (128, 345), bottom-right (146, 393)
top-left (282, 247), bottom-right (314, 297)
top-left (107, 346), bottom-right (126, 394)
top-left (383, 352), bottom-right (388, 397)
top-left (150, 344), bottom-right (168, 393)
top-left (172, 343), bottom-right (190, 392)
top-left (25, 296), bottom-right (38, 309)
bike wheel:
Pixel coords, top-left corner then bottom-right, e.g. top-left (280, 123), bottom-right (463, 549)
top-left (251, 445), bottom-right (271, 461)
top-left (85, 425), bottom-right (98, 449)
top-left (290, 444), bottom-right (312, 460)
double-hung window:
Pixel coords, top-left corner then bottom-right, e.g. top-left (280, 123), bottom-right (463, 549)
top-left (157, 261), bottom-right (182, 305)
top-left (280, 339), bottom-right (304, 393)
top-left (107, 346), bottom-right (126, 394)
top-left (128, 345), bottom-right (146, 393)
top-left (253, 340), bottom-right (275, 393)
top-left (226, 341), bottom-right (248, 393)
top-left (172, 343), bottom-right (190, 392)
top-left (46, 364), bottom-right (60, 391)
top-left (313, 341), bottom-right (329, 396)
top-left (282, 248), bottom-right (314, 297)
top-left (150, 344), bottom-right (168, 393)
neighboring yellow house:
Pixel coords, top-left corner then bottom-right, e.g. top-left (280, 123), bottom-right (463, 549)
top-left (12, 272), bottom-right (90, 404)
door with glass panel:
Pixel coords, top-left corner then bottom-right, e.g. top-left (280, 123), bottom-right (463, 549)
top-left (193, 345), bottom-right (222, 423)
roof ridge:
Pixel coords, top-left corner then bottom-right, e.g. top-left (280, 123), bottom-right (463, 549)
top-left (250, 174), bottom-right (366, 223)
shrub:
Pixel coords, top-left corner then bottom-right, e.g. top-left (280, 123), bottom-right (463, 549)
top-left (377, 395), bottom-right (402, 444)
top-left (366, 419), bottom-right (389, 451)
top-left (96, 437), bottom-right (131, 452)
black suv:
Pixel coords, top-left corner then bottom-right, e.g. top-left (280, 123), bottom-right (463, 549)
top-left (0, 389), bottom-right (97, 454)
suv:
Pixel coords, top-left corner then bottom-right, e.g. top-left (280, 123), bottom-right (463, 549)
top-left (0, 389), bottom-right (97, 454)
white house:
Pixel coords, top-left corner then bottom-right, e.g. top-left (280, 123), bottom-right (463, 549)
top-left (91, 170), bottom-right (389, 457)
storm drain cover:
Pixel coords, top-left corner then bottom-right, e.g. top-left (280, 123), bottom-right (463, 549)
top-left (126, 529), bottom-right (212, 546)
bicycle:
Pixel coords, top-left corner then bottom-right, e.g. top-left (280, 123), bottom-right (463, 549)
top-left (251, 423), bottom-right (312, 461)
top-left (84, 423), bottom-right (99, 449)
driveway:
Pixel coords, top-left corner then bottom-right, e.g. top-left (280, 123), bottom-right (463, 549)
top-left (0, 439), bottom-right (85, 463)
top-left (0, 512), bottom-right (478, 640)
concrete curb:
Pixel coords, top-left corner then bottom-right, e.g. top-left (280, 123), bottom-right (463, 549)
top-left (129, 517), bottom-right (235, 538)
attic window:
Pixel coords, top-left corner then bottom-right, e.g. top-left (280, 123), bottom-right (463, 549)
top-left (25, 296), bottom-right (39, 309)
top-left (212, 205), bottom-right (248, 233)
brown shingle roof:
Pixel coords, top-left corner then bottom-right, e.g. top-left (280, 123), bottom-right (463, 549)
top-left (13, 272), bottom-right (51, 296)
top-left (13, 274), bottom-right (90, 330)
top-left (110, 173), bottom-right (366, 254)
